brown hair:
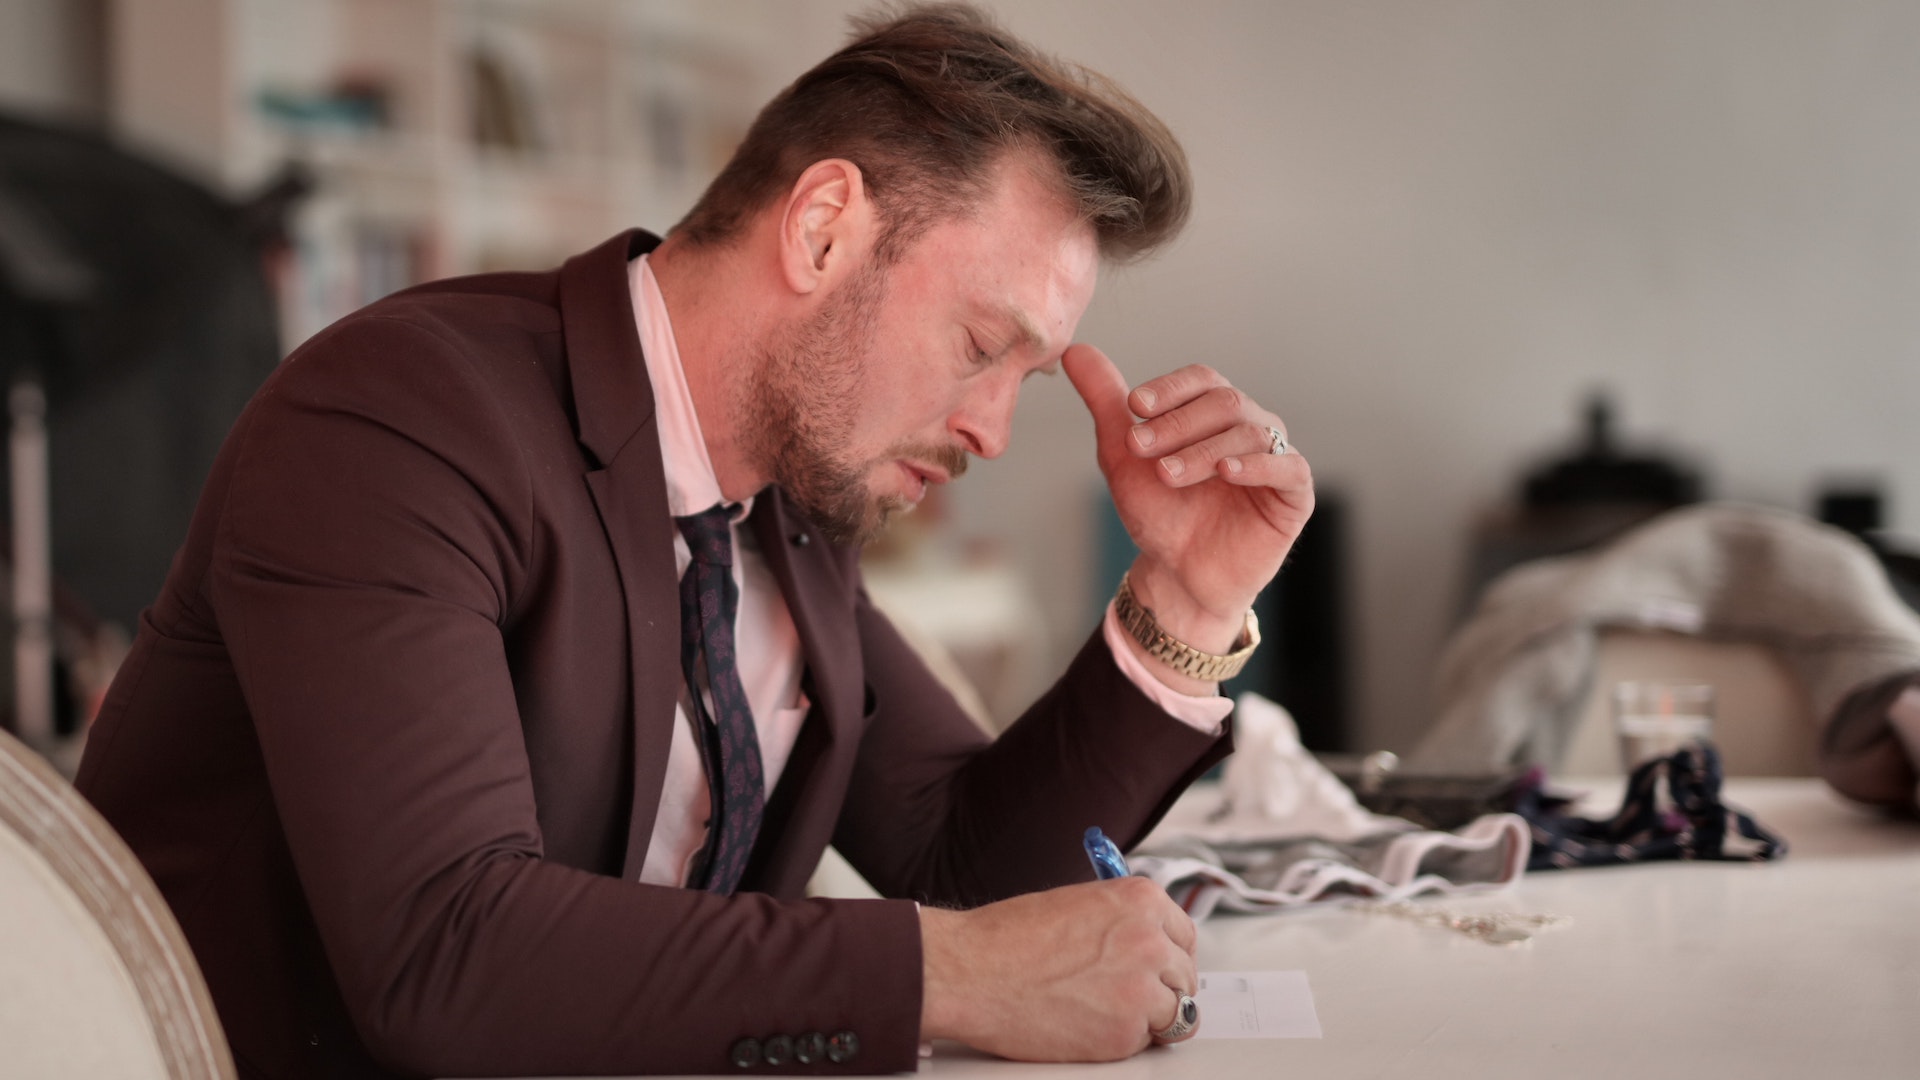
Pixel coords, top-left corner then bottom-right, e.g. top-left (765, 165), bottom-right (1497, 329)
top-left (672, 2), bottom-right (1191, 264)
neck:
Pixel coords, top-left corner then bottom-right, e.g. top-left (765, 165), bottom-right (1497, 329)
top-left (647, 232), bottom-right (773, 503)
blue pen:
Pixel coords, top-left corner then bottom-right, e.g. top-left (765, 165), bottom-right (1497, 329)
top-left (1083, 826), bottom-right (1131, 880)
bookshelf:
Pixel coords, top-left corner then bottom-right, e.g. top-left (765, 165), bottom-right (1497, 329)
top-left (110, 0), bottom-right (789, 353)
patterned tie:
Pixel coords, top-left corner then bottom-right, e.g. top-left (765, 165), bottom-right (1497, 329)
top-left (675, 504), bottom-right (766, 894)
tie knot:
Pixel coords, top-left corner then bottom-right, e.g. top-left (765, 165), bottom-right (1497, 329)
top-left (676, 504), bottom-right (737, 567)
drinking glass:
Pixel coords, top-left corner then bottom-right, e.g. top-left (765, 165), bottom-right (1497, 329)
top-left (1612, 681), bottom-right (1714, 772)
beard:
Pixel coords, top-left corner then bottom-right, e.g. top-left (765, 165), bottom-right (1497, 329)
top-left (739, 262), bottom-right (968, 546)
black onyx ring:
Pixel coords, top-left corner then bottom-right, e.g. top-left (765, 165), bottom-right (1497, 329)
top-left (1154, 993), bottom-right (1200, 1041)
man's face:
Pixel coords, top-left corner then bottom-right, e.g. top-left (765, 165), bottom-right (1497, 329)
top-left (746, 155), bottom-right (1101, 545)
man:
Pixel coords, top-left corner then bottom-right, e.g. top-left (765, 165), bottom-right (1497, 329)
top-left (77, 4), bottom-right (1313, 1076)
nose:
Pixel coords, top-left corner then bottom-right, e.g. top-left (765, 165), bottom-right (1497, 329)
top-left (949, 368), bottom-right (1021, 460)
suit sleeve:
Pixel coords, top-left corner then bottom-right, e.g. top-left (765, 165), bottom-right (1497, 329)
top-left (832, 582), bottom-right (1234, 908)
top-left (211, 315), bottom-right (922, 1076)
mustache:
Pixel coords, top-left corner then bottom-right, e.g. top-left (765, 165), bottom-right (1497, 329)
top-left (912, 441), bottom-right (971, 480)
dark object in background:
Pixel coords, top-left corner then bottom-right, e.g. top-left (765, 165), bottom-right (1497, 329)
top-left (1513, 741), bottom-right (1787, 870)
top-left (1462, 392), bottom-right (1705, 616)
top-left (1319, 750), bottom-right (1526, 831)
top-left (1225, 491), bottom-right (1350, 752)
top-left (1817, 483), bottom-right (1920, 613)
top-left (1819, 486), bottom-right (1884, 535)
top-left (1521, 392), bottom-right (1702, 507)
top-left (0, 113), bottom-right (285, 731)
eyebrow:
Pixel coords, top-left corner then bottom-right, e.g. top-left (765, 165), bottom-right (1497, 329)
top-left (997, 304), bottom-right (1060, 375)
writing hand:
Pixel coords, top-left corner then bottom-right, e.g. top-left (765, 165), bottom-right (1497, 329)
top-left (919, 877), bottom-right (1201, 1060)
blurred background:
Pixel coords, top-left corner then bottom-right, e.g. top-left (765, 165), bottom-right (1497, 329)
top-left (2, 0), bottom-right (1917, 760)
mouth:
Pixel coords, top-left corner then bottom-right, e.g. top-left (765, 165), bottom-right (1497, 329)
top-left (898, 461), bottom-right (950, 501)
top-left (909, 462), bottom-right (953, 486)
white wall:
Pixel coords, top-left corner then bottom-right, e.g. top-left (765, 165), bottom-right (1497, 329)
top-left (0, 0), bottom-right (103, 121)
top-left (780, 0), bottom-right (1920, 752)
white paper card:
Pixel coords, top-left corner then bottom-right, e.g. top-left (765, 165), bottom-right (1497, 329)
top-left (1192, 970), bottom-right (1322, 1039)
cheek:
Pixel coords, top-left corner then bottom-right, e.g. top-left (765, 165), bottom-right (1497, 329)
top-left (878, 372), bottom-right (963, 432)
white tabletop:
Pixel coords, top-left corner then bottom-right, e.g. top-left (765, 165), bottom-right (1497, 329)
top-left (921, 779), bottom-right (1920, 1080)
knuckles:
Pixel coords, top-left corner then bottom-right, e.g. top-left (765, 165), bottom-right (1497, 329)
top-left (1206, 384), bottom-right (1250, 416)
top-left (1178, 363), bottom-right (1224, 390)
top-left (1109, 874), bottom-right (1166, 906)
top-left (1133, 383), bottom-right (1261, 459)
top-left (1133, 364), bottom-right (1223, 415)
top-left (1147, 405), bottom-right (1192, 445)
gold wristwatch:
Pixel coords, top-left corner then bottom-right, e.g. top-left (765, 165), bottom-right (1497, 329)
top-left (1113, 572), bottom-right (1259, 682)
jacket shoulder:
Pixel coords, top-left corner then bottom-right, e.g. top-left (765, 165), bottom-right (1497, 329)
top-left (352, 267), bottom-right (565, 348)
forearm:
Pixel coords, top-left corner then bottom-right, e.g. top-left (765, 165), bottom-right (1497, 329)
top-left (839, 625), bottom-right (1232, 907)
top-left (327, 860), bottom-right (925, 1075)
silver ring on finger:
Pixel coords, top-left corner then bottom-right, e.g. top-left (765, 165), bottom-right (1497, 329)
top-left (1265, 425), bottom-right (1288, 456)
top-left (1153, 992), bottom-right (1200, 1041)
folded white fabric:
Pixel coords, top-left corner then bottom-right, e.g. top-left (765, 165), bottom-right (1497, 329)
top-left (1134, 693), bottom-right (1530, 920)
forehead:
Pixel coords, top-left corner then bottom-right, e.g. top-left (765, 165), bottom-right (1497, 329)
top-left (884, 156), bottom-right (1099, 352)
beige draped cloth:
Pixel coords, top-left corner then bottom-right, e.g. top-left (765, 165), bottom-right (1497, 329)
top-left (1410, 503), bottom-right (1920, 809)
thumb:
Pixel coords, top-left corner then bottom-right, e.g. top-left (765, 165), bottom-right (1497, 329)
top-left (1062, 343), bottom-right (1135, 458)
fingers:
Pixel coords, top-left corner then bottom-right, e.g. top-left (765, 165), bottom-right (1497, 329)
top-left (1153, 955), bottom-right (1199, 1034)
top-left (1129, 879), bottom-right (1199, 1042)
top-left (1127, 363), bottom-right (1229, 420)
top-left (1151, 986), bottom-right (1202, 1045)
top-left (1102, 878), bottom-right (1200, 1051)
top-left (1221, 437), bottom-right (1313, 499)
top-left (1073, 353), bottom-right (1299, 489)
top-left (1148, 416), bottom-right (1289, 487)
top-left (1147, 882), bottom-right (1202, 1047)
top-left (1123, 367), bottom-right (1293, 488)
top-left (1161, 900), bottom-right (1199, 957)
top-left (1061, 343), bottom-right (1133, 471)
top-left (1150, 895), bottom-right (1199, 992)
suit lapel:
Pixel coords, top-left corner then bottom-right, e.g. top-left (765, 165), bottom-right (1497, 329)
top-left (744, 494), bottom-right (867, 895)
top-left (558, 232), bottom-right (683, 878)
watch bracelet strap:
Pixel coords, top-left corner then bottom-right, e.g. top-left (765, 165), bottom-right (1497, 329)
top-left (1113, 573), bottom-right (1259, 682)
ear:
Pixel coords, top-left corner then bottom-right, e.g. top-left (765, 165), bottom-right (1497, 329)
top-left (776, 158), bottom-right (876, 297)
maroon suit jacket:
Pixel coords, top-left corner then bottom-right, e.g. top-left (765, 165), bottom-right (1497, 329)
top-left (75, 231), bottom-right (1232, 1078)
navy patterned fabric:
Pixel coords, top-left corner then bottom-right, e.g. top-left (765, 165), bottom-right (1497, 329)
top-left (1516, 742), bottom-right (1787, 871)
top-left (675, 505), bottom-right (765, 894)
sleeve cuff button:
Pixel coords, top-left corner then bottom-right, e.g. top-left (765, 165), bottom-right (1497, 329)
top-left (827, 1030), bottom-right (859, 1063)
top-left (794, 1032), bottom-right (827, 1065)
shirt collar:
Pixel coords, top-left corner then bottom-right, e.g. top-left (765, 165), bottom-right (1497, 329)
top-left (628, 253), bottom-right (752, 523)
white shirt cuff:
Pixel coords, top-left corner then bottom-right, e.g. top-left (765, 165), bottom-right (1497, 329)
top-left (1102, 601), bottom-right (1234, 737)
